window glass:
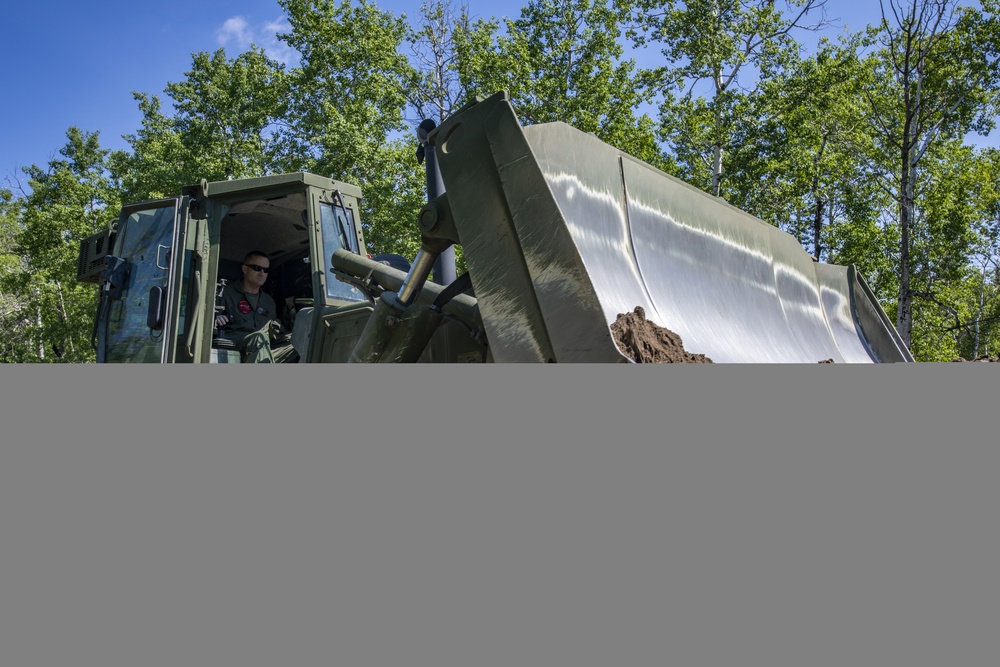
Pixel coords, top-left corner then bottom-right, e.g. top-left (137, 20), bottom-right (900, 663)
top-left (105, 205), bottom-right (176, 362)
top-left (319, 202), bottom-right (366, 304)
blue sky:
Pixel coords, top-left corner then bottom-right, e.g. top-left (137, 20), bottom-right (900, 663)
top-left (2, 1), bottom-right (991, 185)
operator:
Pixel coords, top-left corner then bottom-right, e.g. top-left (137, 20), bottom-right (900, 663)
top-left (215, 250), bottom-right (279, 363)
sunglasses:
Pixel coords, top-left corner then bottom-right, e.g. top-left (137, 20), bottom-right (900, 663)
top-left (245, 264), bottom-right (270, 273)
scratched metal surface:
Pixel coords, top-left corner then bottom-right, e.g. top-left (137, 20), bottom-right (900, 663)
top-left (432, 93), bottom-right (910, 363)
top-left (523, 123), bottom-right (892, 363)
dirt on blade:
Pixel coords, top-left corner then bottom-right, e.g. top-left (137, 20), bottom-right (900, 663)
top-left (611, 306), bottom-right (714, 363)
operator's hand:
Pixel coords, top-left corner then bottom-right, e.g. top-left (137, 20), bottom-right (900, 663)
top-left (214, 314), bottom-right (230, 328)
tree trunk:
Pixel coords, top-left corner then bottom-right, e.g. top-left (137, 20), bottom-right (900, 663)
top-left (896, 150), bottom-right (915, 348)
top-left (810, 134), bottom-right (828, 260)
top-left (36, 306), bottom-right (44, 360)
top-left (973, 268), bottom-right (986, 359)
top-left (55, 279), bottom-right (75, 357)
top-left (712, 143), bottom-right (723, 198)
top-left (812, 197), bottom-right (824, 261)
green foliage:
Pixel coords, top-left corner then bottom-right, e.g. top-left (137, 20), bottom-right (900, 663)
top-left (859, 0), bottom-right (1000, 346)
top-left (355, 139), bottom-right (426, 258)
top-left (117, 47), bottom-right (289, 202)
top-left (1, 187), bottom-right (31, 362)
top-left (6, 1), bottom-right (1000, 364)
top-left (166, 48), bottom-right (290, 180)
top-left (274, 0), bottom-right (426, 255)
top-left (620, 0), bottom-right (828, 195)
top-left (456, 0), bottom-right (670, 169)
top-left (276, 0), bottom-right (415, 176)
top-left (1, 129), bottom-right (119, 362)
top-left (729, 39), bottom-right (874, 255)
top-left (906, 144), bottom-right (1000, 359)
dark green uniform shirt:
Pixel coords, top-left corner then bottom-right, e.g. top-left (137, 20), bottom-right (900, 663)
top-left (219, 280), bottom-right (277, 343)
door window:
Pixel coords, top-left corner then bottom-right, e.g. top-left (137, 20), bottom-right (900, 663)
top-left (104, 204), bottom-right (178, 362)
top-left (319, 201), bottom-right (366, 304)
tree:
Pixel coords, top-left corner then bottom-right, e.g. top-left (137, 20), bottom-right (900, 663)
top-left (117, 47), bottom-right (289, 202)
top-left (456, 0), bottom-right (668, 168)
top-left (0, 186), bottom-right (33, 362)
top-left (165, 47), bottom-right (289, 181)
top-left (275, 0), bottom-right (415, 175)
top-left (728, 37), bottom-right (877, 261)
top-left (0, 129), bottom-right (119, 362)
top-left (404, 1), bottom-right (474, 124)
top-left (966, 149), bottom-right (1000, 358)
top-left (862, 0), bottom-right (1000, 347)
top-left (620, 0), bottom-right (830, 195)
top-left (900, 144), bottom-right (1000, 360)
top-left (276, 0), bottom-right (426, 255)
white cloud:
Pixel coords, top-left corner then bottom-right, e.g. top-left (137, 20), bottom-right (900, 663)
top-left (215, 16), bottom-right (298, 67)
top-left (259, 18), bottom-right (298, 67)
top-left (216, 16), bottom-right (253, 50)
top-left (263, 18), bottom-right (290, 35)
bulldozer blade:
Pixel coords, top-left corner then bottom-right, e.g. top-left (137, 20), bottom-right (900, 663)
top-left (429, 92), bottom-right (913, 363)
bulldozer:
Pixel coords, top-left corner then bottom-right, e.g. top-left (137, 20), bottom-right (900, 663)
top-left (76, 92), bottom-right (913, 363)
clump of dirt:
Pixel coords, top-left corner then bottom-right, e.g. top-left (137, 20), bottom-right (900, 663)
top-left (818, 358), bottom-right (835, 363)
top-left (611, 306), bottom-right (713, 363)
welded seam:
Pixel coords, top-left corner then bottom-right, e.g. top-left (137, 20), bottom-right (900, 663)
top-left (618, 156), bottom-right (666, 329)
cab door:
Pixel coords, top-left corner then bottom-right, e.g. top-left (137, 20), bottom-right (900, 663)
top-left (302, 187), bottom-right (372, 362)
top-left (97, 197), bottom-right (193, 363)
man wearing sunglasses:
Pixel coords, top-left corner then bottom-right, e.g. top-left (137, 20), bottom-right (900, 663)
top-left (215, 250), bottom-right (279, 363)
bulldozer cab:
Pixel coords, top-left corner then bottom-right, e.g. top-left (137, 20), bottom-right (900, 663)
top-left (80, 173), bottom-right (371, 363)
